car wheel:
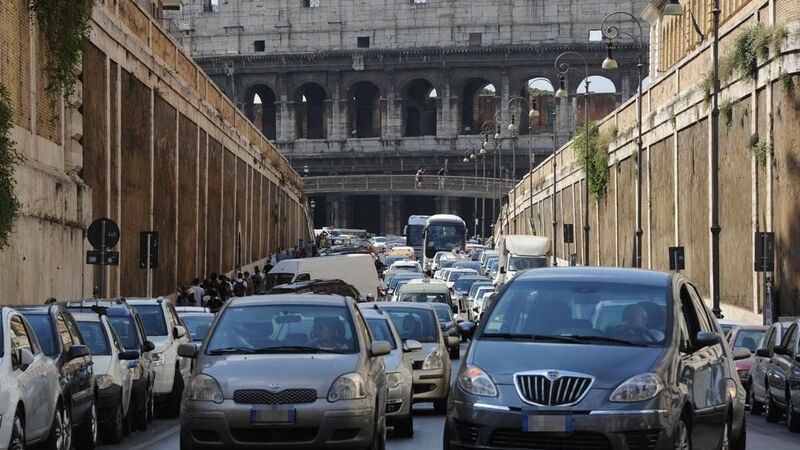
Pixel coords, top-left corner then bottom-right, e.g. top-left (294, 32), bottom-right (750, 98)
top-left (750, 387), bottom-right (764, 416)
top-left (787, 394), bottom-right (800, 433)
top-left (147, 384), bottom-right (155, 423)
top-left (123, 409), bottom-right (132, 437)
top-left (161, 365), bottom-right (185, 418)
top-left (730, 416), bottom-right (746, 450)
top-left (180, 430), bottom-right (198, 450)
top-left (365, 409), bottom-right (386, 450)
top-left (673, 417), bottom-right (691, 450)
top-left (393, 414), bottom-right (414, 438)
top-left (433, 399), bottom-right (448, 415)
top-left (718, 418), bottom-right (729, 450)
top-left (44, 401), bottom-right (71, 450)
top-left (133, 390), bottom-right (149, 432)
top-left (101, 402), bottom-right (124, 444)
top-left (449, 346), bottom-right (459, 360)
top-left (75, 401), bottom-right (98, 450)
top-left (765, 388), bottom-right (781, 423)
top-left (8, 412), bottom-right (25, 450)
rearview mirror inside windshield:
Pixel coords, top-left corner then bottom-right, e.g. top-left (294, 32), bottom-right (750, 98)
top-left (274, 314), bottom-right (302, 324)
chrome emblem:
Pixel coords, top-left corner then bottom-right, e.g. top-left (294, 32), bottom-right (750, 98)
top-left (266, 384), bottom-right (282, 393)
top-left (546, 370), bottom-right (560, 380)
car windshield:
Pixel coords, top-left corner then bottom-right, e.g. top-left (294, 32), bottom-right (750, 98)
top-left (372, 237), bottom-right (387, 244)
top-left (181, 315), bottom-right (214, 342)
top-left (131, 305), bottom-right (168, 337)
top-left (508, 255), bottom-right (549, 271)
top-left (425, 223), bottom-right (466, 257)
top-left (454, 262), bottom-right (481, 271)
top-left (383, 308), bottom-right (439, 343)
top-left (206, 305), bottom-right (358, 354)
top-left (24, 314), bottom-right (58, 357)
top-left (108, 316), bottom-right (139, 350)
top-left (431, 304), bottom-right (454, 322)
top-left (481, 280), bottom-right (671, 347)
top-left (487, 258), bottom-right (499, 269)
top-left (454, 277), bottom-right (486, 294)
top-left (439, 259), bottom-right (457, 269)
top-left (366, 318), bottom-right (397, 349)
top-left (399, 292), bottom-right (449, 304)
top-left (732, 329), bottom-right (766, 352)
top-left (77, 321), bottom-right (111, 356)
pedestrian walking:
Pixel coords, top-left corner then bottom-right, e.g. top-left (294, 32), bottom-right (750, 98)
top-left (190, 278), bottom-right (205, 307)
top-left (233, 273), bottom-right (248, 297)
top-left (437, 166), bottom-right (446, 189)
top-left (176, 286), bottom-right (195, 306)
top-left (415, 167), bottom-right (425, 188)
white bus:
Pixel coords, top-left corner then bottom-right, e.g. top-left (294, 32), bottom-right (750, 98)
top-left (405, 215), bottom-right (429, 261)
top-left (422, 214), bottom-right (467, 272)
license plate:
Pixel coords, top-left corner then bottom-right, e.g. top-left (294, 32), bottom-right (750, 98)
top-left (522, 415), bottom-right (574, 433)
top-left (251, 405), bottom-right (296, 424)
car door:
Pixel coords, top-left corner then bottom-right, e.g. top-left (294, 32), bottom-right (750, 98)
top-left (105, 317), bottom-right (133, 414)
top-left (10, 314), bottom-right (52, 437)
top-left (754, 325), bottom-right (778, 400)
top-left (353, 305), bottom-right (384, 407)
top-left (770, 324), bottom-right (797, 407)
top-left (60, 311), bottom-right (94, 417)
top-left (676, 283), bottom-right (726, 449)
top-left (790, 329), bottom-right (800, 412)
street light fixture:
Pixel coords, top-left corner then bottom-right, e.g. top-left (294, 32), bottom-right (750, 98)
top-left (555, 75), bottom-right (568, 98)
top-left (303, 163), bottom-right (310, 175)
top-left (662, 0), bottom-right (684, 16)
top-left (601, 11), bottom-right (645, 269)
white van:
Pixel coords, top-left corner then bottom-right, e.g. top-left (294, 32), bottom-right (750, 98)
top-left (266, 254), bottom-right (380, 300)
top-left (494, 235), bottom-right (551, 286)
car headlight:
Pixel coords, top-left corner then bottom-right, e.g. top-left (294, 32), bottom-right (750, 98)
top-left (187, 374), bottom-right (224, 403)
top-left (387, 372), bottom-right (401, 389)
top-left (422, 350), bottom-right (444, 370)
top-left (96, 374), bottom-right (115, 390)
top-left (151, 352), bottom-right (166, 367)
top-left (610, 373), bottom-right (665, 402)
top-left (726, 379), bottom-right (738, 400)
top-left (328, 373), bottom-right (367, 402)
top-left (457, 364), bottom-right (498, 397)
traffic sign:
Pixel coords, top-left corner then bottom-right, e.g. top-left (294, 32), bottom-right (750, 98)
top-left (87, 218), bottom-right (120, 250)
top-left (754, 232), bottom-right (775, 272)
top-left (669, 246), bottom-right (685, 271)
top-left (86, 250), bottom-right (119, 266)
top-left (139, 231), bottom-right (159, 269)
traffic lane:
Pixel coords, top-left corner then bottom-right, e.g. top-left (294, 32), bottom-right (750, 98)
top-left (747, 415), bottom-right (798, 450)
top-left (100, 418), bottom-right (179, 450)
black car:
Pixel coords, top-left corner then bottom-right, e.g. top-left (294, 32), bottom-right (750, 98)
top-left (65, 299), bottom-right (156, 432)
top-left (20, 304), bottom-right (99, 449)
top-left (446, 267), bottom-right (749, 450)
top-left (267, 279), bottom-right (362, 300)
top-left (762, 319), bottom-right (800, 431)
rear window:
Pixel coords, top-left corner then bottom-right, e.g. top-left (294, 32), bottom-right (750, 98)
top-left (366, 318), bottom-right (397, 349)
top-left (77, 321), bottom-right (111, 356)
top-left (131, 305), bottom-right (168, 337)
top-left (108, 317), bottom-right (138, 350)
top-left (399, 292), bottom-right (449, 304)
top-left (265, 273), bottom-right (295, 290)
top-left (181, 315), bottom-right (214, 342)
top-left (383, 307), bottom-right (439, 343)
top-left (24, 314), bottom-right (58, 357)
top-left (431, 304), bottom-right (454, 322)
top-left (732, 329), bottom-right (766, 352)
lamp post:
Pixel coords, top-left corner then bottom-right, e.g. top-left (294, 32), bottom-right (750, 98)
top-left (303, 163), bottom-right (310, 176)
top-left (555, 51), bottom-right (591, 266)
top-left (480, 120), bottom-right (497, 238)
top-left (600, 11), bottom-right (645, 269)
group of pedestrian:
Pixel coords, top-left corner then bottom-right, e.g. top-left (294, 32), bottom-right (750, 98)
top-left (416, 166), bottom-right (448, 188)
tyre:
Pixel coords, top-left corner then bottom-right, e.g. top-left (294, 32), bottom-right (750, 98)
top-left (146, 384), bottom-right (155, 423)
top-left (44, 401), bottom-right (71, 450)
top-left (8, 411), bottom-right (25, 450)
top-left (749, 387), bottom-right (764, 416)
top-left (674, 416), bottom-right (691, 450)
top-left (101, 403), bottom-right (124, 444)
top-left (787, 394), bottom-right (800, 433)
top-left (765, 389), bottom-right (781, 423)
top-left (433, 398), bottom-right (448, 415)
top-left (123, 409), bottom-right (132, 437)
top-left (365, 412), bottom-right (386, 450)
top-left (74, 402), bottom-right (98, 450)
top-left (161, 365), bottom-right (185, 418)
top-left (731, 416), bottom-right (746, 450)
top-left (133, 388), bottom-right (149, 432)
top-left (393, 414), bottom-right (414, 438)
top-left (718, 417), bottom-right (729, 450)
top-left (449, 346), bottom-right (459, 360)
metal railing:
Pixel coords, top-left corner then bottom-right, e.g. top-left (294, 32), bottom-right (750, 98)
top-left (302, 175), bottom-right (515, 198)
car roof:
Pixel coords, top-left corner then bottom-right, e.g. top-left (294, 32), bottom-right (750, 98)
top-left (16, 305), bottom-right (55, 314)
top-left (62, 298), bottom-right (138, 317)
top-left (229, 294), bottom-right (351, 307)
top-left (512, 267), bottom-right (673, 287)
top-left (272, 279), bottom-right (352, 290)
top-left (71, 312), bottom-right (101, 322)
top-left (375, 302), bottom-right (435, 312)
top-left (125, 298), bottom-right (166, 305)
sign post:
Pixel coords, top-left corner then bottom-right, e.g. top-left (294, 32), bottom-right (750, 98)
top-left (754, 232), bottom-right (775, 324)
top-left (139, 231), bottom-right (159, 298)
top-left (86, 218), bottom-right (120, 298)
top-left (669, 246), bottom-right (685, 271)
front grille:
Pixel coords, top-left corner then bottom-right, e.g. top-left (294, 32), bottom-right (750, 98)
top-left (515, 372), bottom-right (593, 406)
top-left (233, 388), bottom-right (317, 405)
top-left (231, 427), bottom-right (317, 443)
top-left (489, 430), bottom-right (611, 450)
top-left (454, 421), bottom-right (480, 445)
top-left (625, 430), bottom-right (661, 450)
top-left (412, 360), bottom-right (424, 370)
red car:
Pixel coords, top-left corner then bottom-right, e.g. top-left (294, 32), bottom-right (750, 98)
top-left (727, 325), bottom-right (768, 405)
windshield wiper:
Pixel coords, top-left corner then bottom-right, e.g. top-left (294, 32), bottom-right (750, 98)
top-left (480, 333), bottom-right (595, 344)
top-left (560, 335), bottom-right (651, 347)
top-left (207, 347), bottom-right (257, 355)
top-left (253, 346), bottom-right (349, 354)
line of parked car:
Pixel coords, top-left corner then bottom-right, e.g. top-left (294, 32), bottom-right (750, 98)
top-left (0, 297), bottom-right (215, 450)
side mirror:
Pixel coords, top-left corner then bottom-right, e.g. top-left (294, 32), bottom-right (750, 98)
top-left (173, 325), bottom-right (187, 339)
top-left (120, 350), bottom-right (140, 361)
top-left (695, 331), bottom-right (721, 348)
top-left (446, 336), bottom-right (461, 348)
top-left (458, 321), bottom-right (476, 340)
top-left (143, 340), bottom-right (156, 352)
top-left (370, 341), bottom-right (392, 357)
top-left (773, 345), bottom-right (788, 356)
top-left (178, 343), bottom-right (199, 359)
top-left (448, 327), bottom-right (459, 337)
top-left (403, 339), bottom-right (422, 353)
top-left (68, 344), bottom-right (91, 359)
top-left (755, 347), bottom-right (771, 358)
top-left (732, 348), bottom-right (752, 361)
top-left (15, 349), bottom-right (35, 371)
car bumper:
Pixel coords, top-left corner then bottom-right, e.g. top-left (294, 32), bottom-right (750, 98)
top-left (180, 398), bottom-right (375, 448)
top-left (446, 400), bottom-right (676, 450)
top-left (97, 384), bottom-right (123, 424)
top-left (386, 382), bottom-right (412, 420)
top-left (412, 368), bottom-right (449, 402)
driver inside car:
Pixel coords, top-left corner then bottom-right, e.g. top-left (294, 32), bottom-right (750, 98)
top-left (308, 317), bottom-right (349, 350)
top-left (607, 304), bottom-right (665, 343)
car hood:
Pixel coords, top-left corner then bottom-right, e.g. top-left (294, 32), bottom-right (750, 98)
top-left (198, 353), bottom-right (361, 397)
top-left (92, 355), bottom-right (113, 376)
top-left (408, 342), bottom-right (442, 362)
top-left (470, 341), bottom-right (666, 389)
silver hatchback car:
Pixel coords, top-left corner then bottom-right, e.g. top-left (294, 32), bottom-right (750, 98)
top-left (178, 294), bottom-right (392, 449)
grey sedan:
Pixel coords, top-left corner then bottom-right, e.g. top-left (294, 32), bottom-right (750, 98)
top-left (178, 294), bottom-right (392, 449)
top-left (445, 267), bottom-right (749, 450)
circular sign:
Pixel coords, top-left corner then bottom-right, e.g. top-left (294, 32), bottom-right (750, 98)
top-left (87, 218), bottom-right (120, 250)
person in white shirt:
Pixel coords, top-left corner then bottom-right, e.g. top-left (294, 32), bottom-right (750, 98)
top-left (190, 278), bottom-right (205, 307)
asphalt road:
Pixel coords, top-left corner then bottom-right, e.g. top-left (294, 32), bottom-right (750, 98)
top-left (103, 344), bottom-right (799, 450)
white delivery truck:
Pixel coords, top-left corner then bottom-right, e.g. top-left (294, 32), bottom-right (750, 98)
top-left (494, 235), bottom-right (551, 286)
top-left (266, 254), bottom-right (381, 300)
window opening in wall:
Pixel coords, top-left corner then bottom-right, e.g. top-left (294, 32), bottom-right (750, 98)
top-left (461, 79), bottom-right (496, 135)
top-left (468, 33), bottom-right (482, 47)
top-left (295, 83), bottom-right (328, 139)
top-left (348, 81), bottom-right (381, 138)
top-left (304, 0), bottom-right (321, 7)
top-left (204, 0), bottom-right (219, 13)
top-left (254, 40), bottom-right (266, 52)
top-left (519, 78), bottom-right (555, 135)
top-left (404, 79), bottom-right (438, 137)
top-left (357, 37), bottom-right (370, 49)
top-left (245, 86), bottom-right (277, 140)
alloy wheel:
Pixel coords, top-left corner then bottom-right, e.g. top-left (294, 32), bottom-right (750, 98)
top-left (9, 415), bottom-right (25, 450)
top-left (54, 405), bottom-right (72, 450)
top-left (674, 420), bottom-right (690, 450)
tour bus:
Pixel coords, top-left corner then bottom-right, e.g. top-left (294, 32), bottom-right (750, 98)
top-left (404, 215), bottom-right (429, 261)
top-left (422, 214), bottom-right (467, 273)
